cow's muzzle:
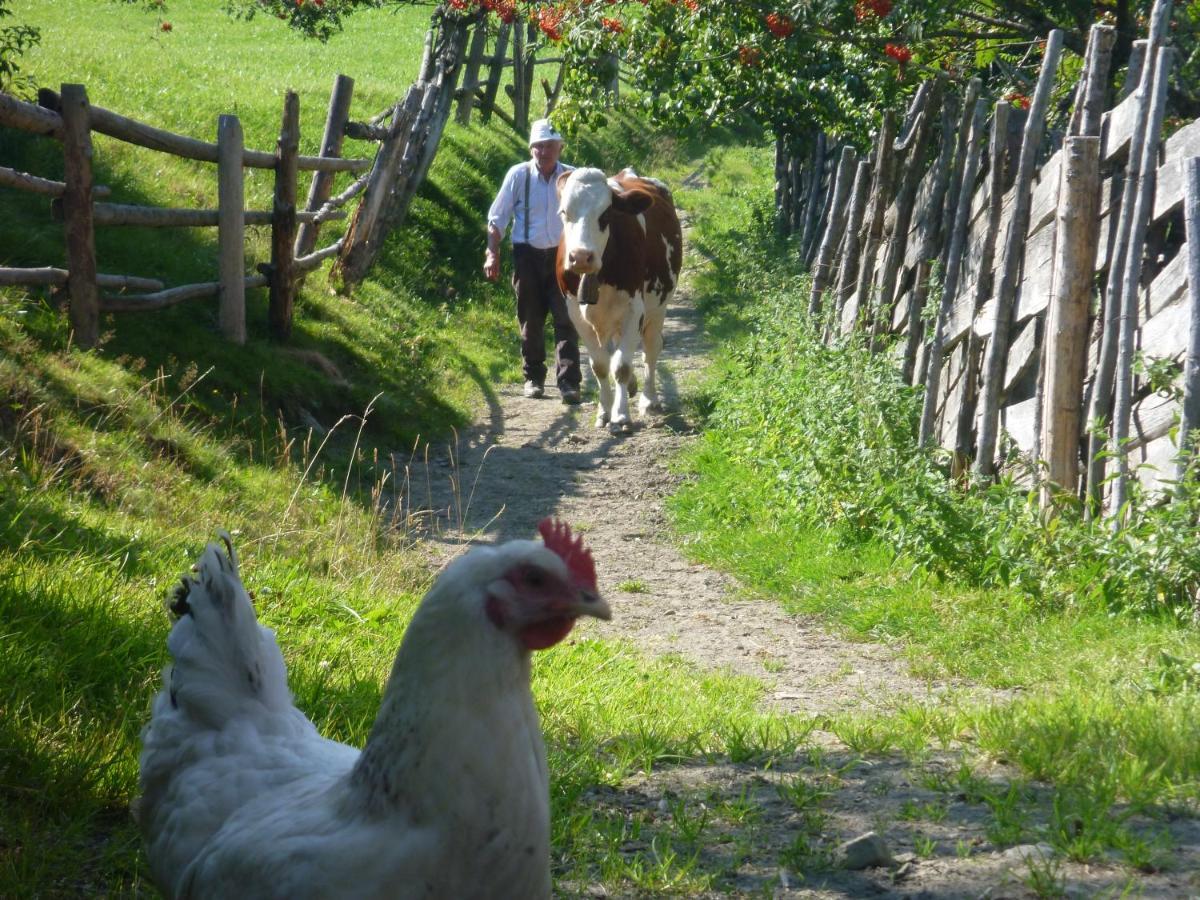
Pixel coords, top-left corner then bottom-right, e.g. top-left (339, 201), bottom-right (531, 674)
top-left (566, 248), bottom-right (599, 274)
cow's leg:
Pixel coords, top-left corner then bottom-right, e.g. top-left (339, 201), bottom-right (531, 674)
top-left (608, 298), bottom-right (645, 432)
top-left (567, 297), bottom-right (611, 427)
top-left (638, 296), bottom-right (669, 415)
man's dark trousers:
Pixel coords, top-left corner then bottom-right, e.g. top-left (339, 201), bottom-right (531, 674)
top-left (511, 243), bottom-right (581, 392)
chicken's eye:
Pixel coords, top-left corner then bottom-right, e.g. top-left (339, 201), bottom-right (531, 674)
top-left (522, 566), bottom-right (545, 588)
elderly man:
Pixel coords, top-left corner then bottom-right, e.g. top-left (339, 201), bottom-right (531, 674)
top-left (484, 119), bottom-right (582, 404)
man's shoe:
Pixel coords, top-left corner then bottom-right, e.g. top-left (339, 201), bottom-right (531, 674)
top-left (560, 388), bottom-right (582, 405)
top-left (523, 381), bottom-right (544, 399)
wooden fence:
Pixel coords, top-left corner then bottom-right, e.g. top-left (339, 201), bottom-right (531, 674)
top-left (785, 0), bottom-right (1199, 521)
top-left (0, 80), bottom-right (371, 348)
top-left (0, 7), bottom-right (557, 346)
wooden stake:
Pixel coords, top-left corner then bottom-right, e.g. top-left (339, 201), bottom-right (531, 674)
top-left (1110, 43), bottom-right (1175, 522)
top-left (834, 159), bottom-right (872, 331)
top-left (919, 92), bottom-right (987, 448)
top-left (954, 102), bottom-right (1012, 464)
top-left (268, 91), bottom-right (300, 342)
top-left (1087, 0), bottom-right (1174, 516)
top-left (973, 29), bottom-right (1064, 481)
top-left (455, 22), bottom-right (490, 126)
top-left (217, 114), bottom-right (246, 345)
top-left (59, 83), bottom-right (99, 350)
top-left (1040, 136), bottom-right (1102, 508)
top-left (851, 111), bottom-right (898, 329)
top-left (808, 146), bottom-right (857, 314)
top-left (1179, 157), bottom-right (1200, 483)
top-left (295, 74), bottom-right (354, 259)
top-left (479, 23), bottom-right (511, 126)
top-left (901, 90), bottom-right (958, 382)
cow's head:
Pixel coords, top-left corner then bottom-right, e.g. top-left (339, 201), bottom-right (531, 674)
top-left (557, 168), bottom-right (654, 275)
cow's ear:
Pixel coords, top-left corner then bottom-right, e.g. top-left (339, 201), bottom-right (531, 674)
top-left (556, 171), bottom-right (572, 198)
top-left (610, 188), bottom-right (654, 216)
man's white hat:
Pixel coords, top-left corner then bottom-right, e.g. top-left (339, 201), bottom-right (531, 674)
top-left (528, 118), bottom-right (564, 146)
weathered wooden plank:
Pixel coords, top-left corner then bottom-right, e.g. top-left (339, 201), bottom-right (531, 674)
top-left (60, 84), bottom-right (100, 350)
top-left (1027, 148), bottom-right (1062, 236)
top-left (1143, 247), bottom-right (1188, 320)
top-left (1151, 118), bottom-right (1200, 222)
top-left (1139, 295), bottom-right (1190, 360)
top-left (1127, 431), bottom-right (1177, 496)
top-left (1013, 219), bottom-right (1058, 321)
top-left (999, 395), bottom-right (1039, 455)
top-left (1129, 390), bottom-right (1177, 448)
top-left (1101, 89), bottom-right (1139, 162)
top-left (1004, 315), bottom-right (1042, 392)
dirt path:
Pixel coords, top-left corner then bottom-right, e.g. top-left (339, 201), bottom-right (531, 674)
top-left (400, 282), bottom-right (1199, 898)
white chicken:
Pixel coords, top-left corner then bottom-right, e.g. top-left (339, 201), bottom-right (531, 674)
top-left (137, 519), bottom-right (609, 899)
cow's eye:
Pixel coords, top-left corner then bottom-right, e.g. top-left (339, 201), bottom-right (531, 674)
top-left (597, 210), bottom-right (611, 231)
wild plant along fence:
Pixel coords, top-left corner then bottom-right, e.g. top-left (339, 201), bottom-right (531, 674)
top-left (787, 0), bottom-right (1200, 524)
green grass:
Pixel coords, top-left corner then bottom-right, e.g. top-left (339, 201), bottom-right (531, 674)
top-left (0, 4), bottom-right (812, 895)
top-left (664, 142), bottom-right (1200, 870)
top-left (5, 3), bottom-right (1200, 895)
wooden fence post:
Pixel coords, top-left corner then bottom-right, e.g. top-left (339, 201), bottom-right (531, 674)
top-left (479, 23), bottom-right (510, 126)
top-left (954, 102), bottom-right (1012, 465)
top-left (268, 91), bottom-right (300, 342)
top-left (59, 83), bottom-right (100, 350)
top-left (872, 77), bottom-right (943, 345)
top-left (455, 21), bottom-right (490, 126)
top-left (1040, 136), bottom-right (1102, 508)
top-left (1110, 42), bottom-right (1175, 521)
top-left (851, 111), bottom-right (898, 330)
top-left (919, 92), bottom-right (987, 448)
top-left (774, 135), bottom-right (790, 236)
top-left (217, 114), bottom-right (246, 344)
top-left (808, 145), bottom-right (856, 315)
top-left (901, 90), bottom-right (958, 383)
top-left (295, 74), bottom-right (354, 259)
top-left (1179, 157), bottom-right (1200, 483)
top-left (511, 21), bottom-right (528, 135)
top-left (834, 158), bottom-right (872, 331)
top-left (972, 30), bottom-right (1063, 481)
top-left (798, 132), bottom-right (826, 266)
top-left (1086, 5), bottom-right (1172, 516)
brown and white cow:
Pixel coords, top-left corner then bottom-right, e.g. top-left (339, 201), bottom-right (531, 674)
top-left (556, 167), bottom-right (683, 432)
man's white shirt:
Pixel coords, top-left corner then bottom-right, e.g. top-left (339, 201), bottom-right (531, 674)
top-left (487, 160), bottom-right (574, 250)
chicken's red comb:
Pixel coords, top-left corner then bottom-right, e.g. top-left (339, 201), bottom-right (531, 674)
top-left (538, 518), bottom-right (597, 591)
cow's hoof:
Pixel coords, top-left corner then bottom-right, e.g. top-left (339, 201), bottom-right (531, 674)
top-left (638, 396), bottom-right (663, 415)
top-left (609, 419), bottom-right (634, 436)
top-left (594, 413), bottom-right (610, 429)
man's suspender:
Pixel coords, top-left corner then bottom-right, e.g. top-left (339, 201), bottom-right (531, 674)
top-left (523, 163), bottom-right (531, 245)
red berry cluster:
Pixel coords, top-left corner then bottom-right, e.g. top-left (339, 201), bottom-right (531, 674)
top-left (1005, 91), bottom-right (1031, 110)
top-left (480, 0), bottom-right (517, 22)
top-left (765, 12), bottom-right (793, 38)
top-left (601, 16), bottom-right (624, 33)
top-left (854, 0), bottom-right (892, 21)
top-left (884, 42), bottom-right (912, 63)
top-left (537, 5), bottom-right (565, 40)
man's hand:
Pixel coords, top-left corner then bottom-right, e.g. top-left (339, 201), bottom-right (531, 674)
top-left (483, 248), bottom-right (500, 282)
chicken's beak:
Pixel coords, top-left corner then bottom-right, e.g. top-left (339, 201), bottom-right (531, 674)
top-left (572, 588), bottom-right (611, 622)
